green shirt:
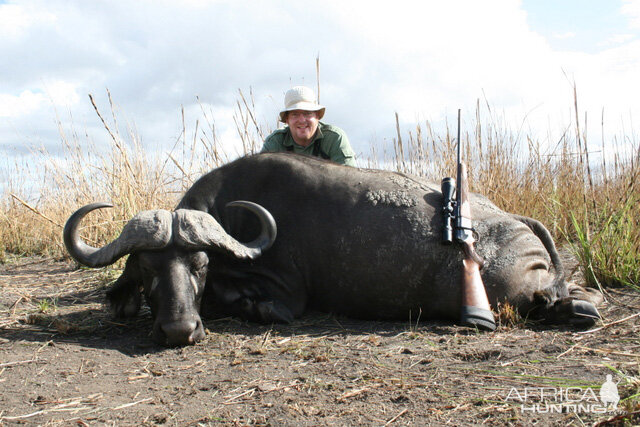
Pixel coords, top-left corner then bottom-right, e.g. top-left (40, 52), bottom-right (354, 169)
top-left (261, 122), bottom-right (356, 166)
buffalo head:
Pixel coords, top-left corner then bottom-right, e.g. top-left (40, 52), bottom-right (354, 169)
top-left (63, 202), bottom-right (276, 346)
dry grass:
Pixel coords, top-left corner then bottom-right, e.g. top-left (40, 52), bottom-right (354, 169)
top-left (0, 89), bottom-right (638, 290)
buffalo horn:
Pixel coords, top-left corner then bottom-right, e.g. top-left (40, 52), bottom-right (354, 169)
top-left (172, 201), bottom-right (276, 258)
top-left (63, 203), bottom-right (173, 267)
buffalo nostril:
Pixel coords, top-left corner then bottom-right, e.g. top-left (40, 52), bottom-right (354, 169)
top-left (161, 320), bottom-right (198, 346)
top-left (192, 320), bottom-right (206, 342)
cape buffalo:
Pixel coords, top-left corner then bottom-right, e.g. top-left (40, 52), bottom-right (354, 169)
top-left (64, 153), bottom-right (601, 346)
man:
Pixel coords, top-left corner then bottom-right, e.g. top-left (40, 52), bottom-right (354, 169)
top-left (261, 86), bottom-right (356, 166)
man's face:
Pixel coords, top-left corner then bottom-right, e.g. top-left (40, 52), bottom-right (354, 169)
top-left (286, 110), bottom-right (319, 146)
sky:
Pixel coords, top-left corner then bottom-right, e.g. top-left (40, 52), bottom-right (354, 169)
top-left (1, 0), bottom-right (639, 174)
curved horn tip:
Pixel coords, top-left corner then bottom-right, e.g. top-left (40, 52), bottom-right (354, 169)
top-left (63, 202), bottom-right (115, 268)
top-left (225, 200), bottom-right (277, 251)
top-left (64, 203), bottom-right (114, 238)
top-left (68, 202), bottom-right (114, 219)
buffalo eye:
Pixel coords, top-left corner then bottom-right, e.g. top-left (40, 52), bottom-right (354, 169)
top-left (136, 258), bottom-right (159, 295)
top-left (147, 277), bottom-right (160, 295)
top-left (190, 253), bottom-right (209, 279)
top-left (141, 268), bottom-right (158, 292)
top-left (137, 256), bottom-right (157, 278)
top-left (191, 263), bottom-right (207, 278)
top-left (141, 265), bottom-right (155, 278)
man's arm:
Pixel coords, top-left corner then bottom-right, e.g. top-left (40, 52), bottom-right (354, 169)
top-left (330, 147), bottom-right (356, 166)
top-left (261, 129), bottom-right (287, 153)
top-left (322, 125), bottom-right (356, 166)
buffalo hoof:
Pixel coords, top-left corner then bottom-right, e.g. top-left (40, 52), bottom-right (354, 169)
top-left (529, 297), bottom-right (601, 327)
top-left (568, 299), bottom-right (601, 324)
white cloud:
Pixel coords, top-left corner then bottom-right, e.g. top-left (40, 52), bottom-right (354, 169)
top-left (552, 32), bottom-right (576, 40)
top-left (622, 0), bottom-right (640, 29)
top-left (44, 80), bottom-right (80, 106)
top-left (0, 0), bottom-right (638, 165)
top-left (0, 90), bottom-right (46, 118)
top-left (599, 33), bottom-right (635, 46)
top-left (0, 3), bottom-right (56, 39)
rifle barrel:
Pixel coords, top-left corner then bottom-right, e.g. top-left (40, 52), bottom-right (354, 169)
top-left (456, 108), bottom-right (461, 171)
top-left (456, 109), bottom-right (462, 210)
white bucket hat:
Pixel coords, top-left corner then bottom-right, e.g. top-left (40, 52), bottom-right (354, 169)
top-left (279, 86), bottom-right (325, 122)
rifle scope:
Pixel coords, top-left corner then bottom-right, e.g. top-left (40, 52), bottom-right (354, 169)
top-left (441, 177), bottom-right (456, 245)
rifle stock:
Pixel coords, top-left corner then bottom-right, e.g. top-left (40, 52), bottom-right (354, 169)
top-left (460, 245), bottom-right (495, 330)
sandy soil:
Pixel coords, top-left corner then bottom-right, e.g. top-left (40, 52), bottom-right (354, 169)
top-left (0, 256), bottom-right (638, 426)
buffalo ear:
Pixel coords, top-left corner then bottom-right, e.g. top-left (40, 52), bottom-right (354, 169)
top-left (105, 257), bottom-right (143, 318)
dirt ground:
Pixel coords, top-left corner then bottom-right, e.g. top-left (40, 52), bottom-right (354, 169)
top-left (0, 256), bottom-right (638, 426)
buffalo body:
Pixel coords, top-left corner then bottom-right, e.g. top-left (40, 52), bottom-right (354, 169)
top-left (64, 153), bottom-right (600, 345)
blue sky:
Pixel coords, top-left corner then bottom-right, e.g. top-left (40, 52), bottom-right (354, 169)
top-left (524, 0), bottom-right (632, 52)
top-left (1, 0), bottom-right (639, 183)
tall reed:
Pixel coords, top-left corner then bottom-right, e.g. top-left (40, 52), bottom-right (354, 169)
top-left (1, 90), bottom-right (638, 290)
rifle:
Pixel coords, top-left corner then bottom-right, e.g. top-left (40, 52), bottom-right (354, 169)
top-left (441, 109), bottom-right (496, 331)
